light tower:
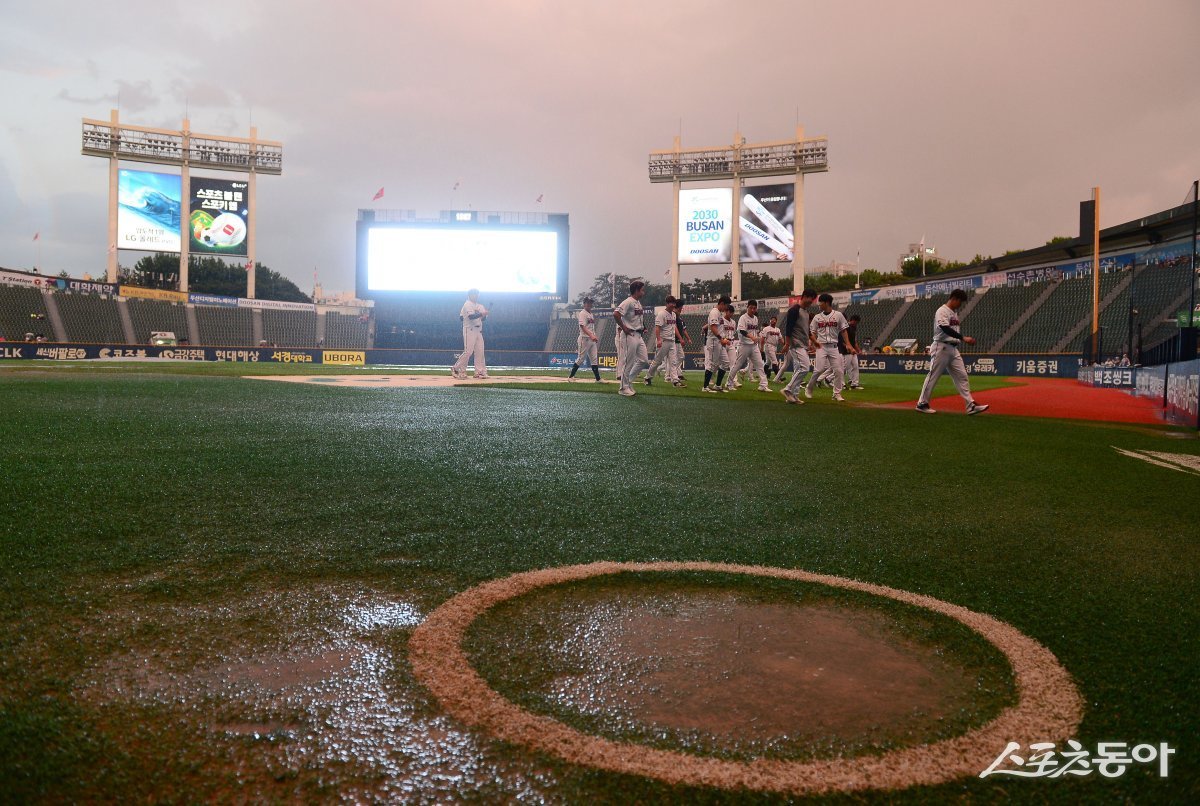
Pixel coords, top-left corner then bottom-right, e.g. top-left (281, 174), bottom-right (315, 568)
top-left (81, 111), bottom-right (282, 297)
top-left (649, 126), bottom-right (828, 298)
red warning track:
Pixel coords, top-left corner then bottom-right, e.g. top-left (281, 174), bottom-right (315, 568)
top-left (889, 377), bottom-right (1165, 424)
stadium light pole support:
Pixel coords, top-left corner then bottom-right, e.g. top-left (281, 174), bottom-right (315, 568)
top-left (649, 126), bottom-right (827, 301)
top-left (1090, 187), bottom-right (1101, 361)
top-left (669, 136), bottom-right (681, 299)
top-left (1190, 179), bottom-right (1198, 332)
top-left (81, 111), bottom-right (282, 293)
top-left (731, 131), bottom-right (742, 301)
top-left (180, 118), bottom-right (190, 292)
top-left (792, 124), bottom-right (806, 295)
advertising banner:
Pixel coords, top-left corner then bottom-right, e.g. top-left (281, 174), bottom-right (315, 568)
top-left (918, 275), bottom-right (982, 296)
top-left (189, 177), bottom-right (249, 256)
top-left (678, 187), bottom-right (734, 263)
top-left (0, 269), bottom-right (44, 287)
top-left (236, 298), bottom-right (317, 312)
top-left (1134, 364), bottom-right (1167, 402)
top-left (322, 350), bottom-right (365, 366)
top-left (855, 354), bottom-right (1079, 377)
top-left (738, 184), bottom-right (795, 262)
top-left (1165, 359), bottom-right (1200, 428)
top-left (0, 270), bottom-right (117, 294)
top-left (188, 292), bottom-right (239, 307)
top-left (58, 278), bottom-right (118, 295)
top-left (121, 286), bottom-right (188, 303)
top-left (1086, 367), bottom-right (1137, 388)
top-left (117, 169), bottom-right (182, 252)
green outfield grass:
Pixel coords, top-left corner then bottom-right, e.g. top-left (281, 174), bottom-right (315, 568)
top-left (0, 362), bottom-right (1195, 802)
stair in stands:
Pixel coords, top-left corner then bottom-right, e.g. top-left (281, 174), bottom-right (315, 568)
top-left (874, 298), bottom-right (913, 346)
top-left (185, 304), bottom-right (201, 345)
top-left (991, 280), bottom-right (1061, 352)
top-left (42, 290), bottom-right (68, 342)
top-left (315, 310), bottom-right (327, 347)
top-left (115, 297), bottom-right (137, 345)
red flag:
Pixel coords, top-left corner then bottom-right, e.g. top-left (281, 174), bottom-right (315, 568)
top-left (32, 232), bottom-right (39, 242)
top-left (372, 187), bottom-right (384, 201)
top-left (535, 194), bottom-right (543, 204)
top-left (245, 260), bottom-right (254, 273)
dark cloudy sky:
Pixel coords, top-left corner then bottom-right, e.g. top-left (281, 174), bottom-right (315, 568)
top-left (1, 0), bottom-right (1197, 296)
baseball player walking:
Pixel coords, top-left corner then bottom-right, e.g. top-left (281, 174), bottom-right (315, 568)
top-left (805, 294), bottom-right (857, 401)
top-left (672, 306), bottom-right (690, 385)
top-left (727, 299), bottom-right (771, 392)
top-left (781, 289), bottom-right (817, 403)
top-left (646, 296), bottom-right (683, 387)
top-left (916, 289), bottom-right (989, 415)
top-left (761, 315), bottom-right (782, 379)
top-left (841, 314), bottom-right (864, 390)
top-left (567, 296), bottom-right (601, 382)
top-left (451, 288), bottom-right (488, 379)
top-left (702, 295), bottom-right (732, 392)
top-left (721, 307), bottom-right (741, 390)
top-left (613, 280), bottom-right (649, 397)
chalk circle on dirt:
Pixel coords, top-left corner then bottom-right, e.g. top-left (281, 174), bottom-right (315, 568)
top-left (409, 561), bottom-right (1083, 795)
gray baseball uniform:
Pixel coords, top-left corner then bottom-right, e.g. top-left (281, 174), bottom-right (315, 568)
top-left (782, 304), bottom-right (814, 395)
top-left (918, 303), bottom-right (974, 407)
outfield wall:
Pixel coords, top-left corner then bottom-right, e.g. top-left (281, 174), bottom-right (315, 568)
top-left (1080, 359), bottom-right (1200, 429)
top-left (1, 342), bottom-right (1080, 377)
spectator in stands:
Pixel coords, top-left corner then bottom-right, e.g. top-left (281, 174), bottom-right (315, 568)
top-left (1119, 354), bottom-right (1131, 367)
top-left (24, 332), bottom-right (36, 342)
top-left (35, 333), bottom-right (47, 342)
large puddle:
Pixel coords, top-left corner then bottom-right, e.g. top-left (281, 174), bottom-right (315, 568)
top-left (468, 581), bottom-right (1011, 756)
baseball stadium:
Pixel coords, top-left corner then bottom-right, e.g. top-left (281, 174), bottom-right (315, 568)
top-left (2, 4), bottom-right (1198, 804)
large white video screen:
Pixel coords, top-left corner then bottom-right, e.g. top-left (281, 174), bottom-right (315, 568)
top-left (366, 227), bottom-right (559, 293)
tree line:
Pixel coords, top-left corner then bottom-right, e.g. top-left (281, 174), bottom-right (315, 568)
top-left (121, 254), bottom-right (311, 302)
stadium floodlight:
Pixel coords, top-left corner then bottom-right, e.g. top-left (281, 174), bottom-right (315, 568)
top-left (650, 126), bottom-right (828, 298)
top-left (81, 109), bottom-right (282, 297)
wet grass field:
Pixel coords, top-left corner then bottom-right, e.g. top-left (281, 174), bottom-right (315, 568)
top-left (0, 362), bottom-right (1196, 802)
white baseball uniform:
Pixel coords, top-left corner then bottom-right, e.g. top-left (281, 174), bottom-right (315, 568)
top-left (647, 308), bottom-right (679, 380)
top-left (918, 304), bottom-right (975, 407)
top-left (703, 306), bottom-right (728, 373)
top-left (806, 309), bottom-right (848, 395)
top-left (615, 295), bottom-right (648, 392)
top-left (721, 315), bottom-right (739, 385)
top-left (575, 308), bottom-right (598, 367)
top-left (452, 299), bottom-right (488, 377)
top-left (729, 312), bottom-right (770, 390)
top-left (761, 324), bottom-right (782, 372)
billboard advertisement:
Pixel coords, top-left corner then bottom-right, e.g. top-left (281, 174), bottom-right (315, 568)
top-left (189, 177), bottom-right (249, 256)
top-left (117, 169), bottom-right (182, 252)
top-left (739, 183), bottom-right (795, 262)
top-left (678, 187), bottom-right (734, 263)
top-left (364, 226), bottom-right (559, 294)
